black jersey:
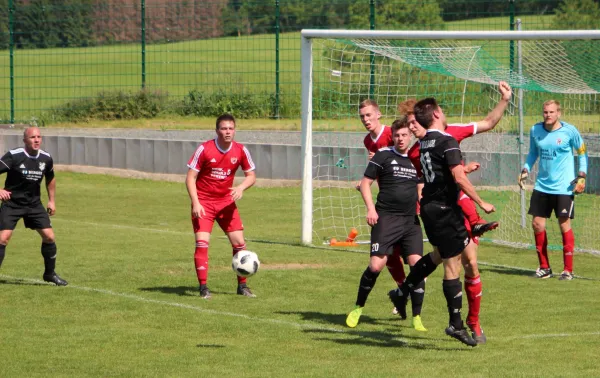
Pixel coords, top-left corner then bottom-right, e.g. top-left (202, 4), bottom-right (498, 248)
top-left (0, 148), bottom-right (55, 207)
top-left (419, 130), bottom-right (463, 206)
top-left (363, 147), bottom-right (418, 215)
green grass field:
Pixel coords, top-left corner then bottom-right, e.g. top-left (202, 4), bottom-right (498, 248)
top-left (1, 172), bottom-right (600, 377)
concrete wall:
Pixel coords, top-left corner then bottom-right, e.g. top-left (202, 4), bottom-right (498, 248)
top-left (0, 134), bottom-right (595, 189)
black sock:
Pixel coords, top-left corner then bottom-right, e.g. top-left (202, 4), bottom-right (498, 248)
top-left (399, 253), bottom-right (438, 297)
top-left (0, 244), bottom-right (5, 268)
top-left (442, 278), bottom-right (463, 329)
top-left (41, 242), bottom-right (57, 275)
top-left (409, 266), bottom-right (426, 317)
top-left (356, 267), bottom-right (380, 307)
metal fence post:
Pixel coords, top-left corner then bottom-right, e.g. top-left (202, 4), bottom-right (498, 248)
top-left (141, 0), bottom-right (146, 89)
top-left (9, 0), bottom-right (15, 125)
top-left (369, 0), bottom-right (375, 98)
top-left (275, 0), bottom-right (280, 118)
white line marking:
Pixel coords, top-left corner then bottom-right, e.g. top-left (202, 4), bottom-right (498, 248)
top-left (2, 273), bottom-right (598, 343)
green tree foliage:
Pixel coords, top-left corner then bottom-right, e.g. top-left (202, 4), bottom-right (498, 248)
top-left (0, 0), bottom-right (8, 49)
top-left (13, 0), bottom-right (94, 49)
top-left (551, 0), bottom-right (600, 95)
top-left (552, 0), bottom-right (600, 29)
top-left (348, 0), bottom-right (444, 30)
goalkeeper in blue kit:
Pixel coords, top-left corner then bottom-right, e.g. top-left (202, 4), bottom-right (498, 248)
top-left (518, 100), bottom-right (587, 280)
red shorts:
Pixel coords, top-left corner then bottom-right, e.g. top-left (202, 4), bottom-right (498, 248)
top-left (192, 200), bottom-right (244, 233)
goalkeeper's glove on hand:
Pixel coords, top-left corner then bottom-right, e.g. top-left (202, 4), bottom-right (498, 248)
top-left (571, 176), bottom-right (586, 194)
top-left (518, 169), bottom-right (528, 189)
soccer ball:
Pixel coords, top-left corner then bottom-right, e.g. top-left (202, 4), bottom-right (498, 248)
top-left (232, 250), bottom-right (260, 277)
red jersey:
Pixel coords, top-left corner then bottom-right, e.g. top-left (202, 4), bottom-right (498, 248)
top-left (363, 125), bottom-right (392, 153)
top-left (409, 122), bottom-right (478, 175)
top-left (187, 139), bottom-right (255, 201)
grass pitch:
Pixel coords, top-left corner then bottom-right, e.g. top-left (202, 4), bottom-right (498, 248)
top-left (1, 172), bottom-right (600, 377)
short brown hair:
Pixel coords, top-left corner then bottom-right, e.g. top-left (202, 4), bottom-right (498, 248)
top-left (398, 99), bottom-right (417, 116)
top-left (543, 100), bottom-right (561, 112)
top-left (413, 98), bottom-right (439, 129)
top-left (216, 113), bottom-right (236, 129)
top-left (359, 99), bottom-right (379, 111)
top-left (391, 116), bottom-right (410, 134)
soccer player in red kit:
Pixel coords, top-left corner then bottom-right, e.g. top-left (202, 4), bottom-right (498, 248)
top-left (398, 81), bottom-right (512, 343)
top-left (185, 114), bottom-right (257, 299)
top-left (358, 99), bottom-right (409, 316)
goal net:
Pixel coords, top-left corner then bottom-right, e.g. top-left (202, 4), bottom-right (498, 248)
top-left (300, 30), bottom-right (600, 255)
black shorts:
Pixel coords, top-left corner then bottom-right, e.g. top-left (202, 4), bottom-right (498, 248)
top-left (0, 202), bottom-right (52, 230)
top-left (370, 214), bottom-right (423, 259)
top-left (528, 190), bottom-right (574, 219)
top-left (420, 202), bottom-right (469, 259)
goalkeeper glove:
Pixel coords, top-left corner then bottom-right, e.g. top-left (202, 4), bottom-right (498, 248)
top-left (518, 169), bottom-right (528, 189)
top-left (571, 176), bottom-right (586, 194)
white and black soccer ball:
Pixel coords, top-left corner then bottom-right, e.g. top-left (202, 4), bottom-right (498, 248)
top-left (232, 250), bottom-right (260, 277)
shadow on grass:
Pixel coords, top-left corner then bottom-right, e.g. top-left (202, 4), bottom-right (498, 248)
top-left (303, 328), bottom-right (472, 351)
top-left (139, 286), bottom-right (234, 297)
top-left (274, 310), bottom-right (384, 327)
top-left (480, 266), bottom-right (535, 278)
top-left (0, 278), bottom-right (46, 286)
top-left (196, 344), bottom-right (226, 348)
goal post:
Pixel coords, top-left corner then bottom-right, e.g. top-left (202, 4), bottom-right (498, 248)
top-left (300, 29), bottom-right (600, 253)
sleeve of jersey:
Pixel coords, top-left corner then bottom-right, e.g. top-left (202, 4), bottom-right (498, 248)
top-left (443, 138), bottom-right (463, 166)
top-left (523, 128), bottom-right (538, 172)
top-left (0, 152), bottom-right (12, 174)
top-left (363, 153), bottom-right (383, 179)
top-left (241, 146), bottom-right (256, 172)
top-left (448, 123), bottom-right (476, 143)
top-left (45, 158), bottom-right (55, 182)
top-left (187, 145), bottom-right (204, 172)
top-left (408, 144), bottom-right (422, 177)
top-left (572, 129), bottom-right (588, 175)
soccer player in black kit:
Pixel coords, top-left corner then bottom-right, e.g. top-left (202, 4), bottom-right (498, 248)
top-left (0, 127), bottom-right (68, 286)
top-left (346, 118), bottom-right (426, 331)
top-left (389, 98), bottom-right (495, 347)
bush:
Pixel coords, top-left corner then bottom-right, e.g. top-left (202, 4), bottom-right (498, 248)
top-left (47, 89), bottom-right (169, 122)
top-left (178, 89), bottom-right (277, 119)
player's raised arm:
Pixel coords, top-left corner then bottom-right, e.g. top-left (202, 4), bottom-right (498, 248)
top-left (476, 81), bottom-right (512, 133)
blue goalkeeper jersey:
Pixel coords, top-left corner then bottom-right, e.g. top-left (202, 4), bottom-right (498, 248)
top-left (523, 121), bottom-right (588, 195)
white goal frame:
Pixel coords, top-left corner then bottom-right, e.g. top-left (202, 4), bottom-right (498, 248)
top-left (300, 29), bottom-right (600, 245)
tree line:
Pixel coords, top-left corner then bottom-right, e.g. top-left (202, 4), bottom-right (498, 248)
top-left (0, 0), bottom-right (597, 50)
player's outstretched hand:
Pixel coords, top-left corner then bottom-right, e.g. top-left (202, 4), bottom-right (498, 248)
top-left (571, 176), bottom-right (586, 194)
top-left (480, 201), bottom-right (496, 214)
top-left (499, 81), bottom-right (512, 101)
top-left (518, 169), bottom-right (528, 190)
top-left (366, 208), bottom-right (378, 226)
top-left (0, 189), bottom-right (11, 201)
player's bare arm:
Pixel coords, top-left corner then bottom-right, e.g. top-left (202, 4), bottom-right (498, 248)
top-left (476, 81), bottom-right (512, 133)
top-left (230, 171), bottom-right (256, 201)
top-left (359, 176), bottom-right (378, 226)
top-left (450, 164), bottom-right (495, 214)
top-left (46, 177), bottom-right (56, 216)
top-left (185, 168), bottom-right (205, 218)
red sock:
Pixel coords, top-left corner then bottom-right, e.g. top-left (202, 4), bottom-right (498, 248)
top-left (464, 274), bottom-right (482, 326)
top-left (534, 231), bottom-right (550, 269)
top-left (194, 240), bottom-right (209, 285)
top-left (386, 246), bottom-right (406, 286)
top-left (233, 243), bottom-right (247, 285)
top-left (458, 191), bottom-right (483, 226)
top-left (562, 229), bottom-right (575, 273)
